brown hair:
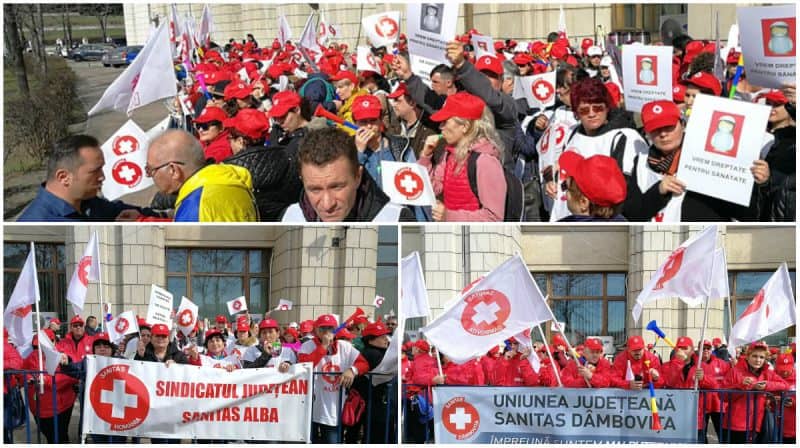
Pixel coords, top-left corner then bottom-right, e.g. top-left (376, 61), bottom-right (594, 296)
top-left (567, 180), bottom-right (620, 219)
top-left (297, 127), bottom-right (359, 176)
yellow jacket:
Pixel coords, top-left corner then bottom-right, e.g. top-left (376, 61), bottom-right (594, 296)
top-left (174, 163), bottom-right (258, 222)
top-left (337, 89), bottom-right (370, 135)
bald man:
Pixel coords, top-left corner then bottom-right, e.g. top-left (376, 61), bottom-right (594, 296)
top-left (146, 129), bottom-right (258, 221)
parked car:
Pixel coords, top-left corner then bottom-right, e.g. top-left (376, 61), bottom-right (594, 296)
top-left (102, 45), bottom-right (143, 67)
top-left (69, 44), bottom-right (115, 61)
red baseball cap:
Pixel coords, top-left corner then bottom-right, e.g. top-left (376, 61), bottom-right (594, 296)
top-left (627, 336), bottom-right (645, 351)
top-left (223, 81), bottom-right (254, 101)
top-left (712, 337), bottom-right (722, 347)
top-left (362, 321), bottom-right (390, 337)
top-left (776, 353), bottom-right (795, 373)
top-left (726, 50), bottom-right (741, 64)
top-left (474, 54), bottom-right (503, 76)
top-left (415, 340), bottom-right (430, 352)
top-left (268, 90), bottom-right (302, 118)
top-left (284, 327), bottom-right (299, 339)
top-left (558, 152), bottom-right (627, 207)
top-left (93, 332), bottom-right (111, 343)
top-left (703, 340), bottom-right (713, 348)
top-left (493, 41), bottom-right (505, 52)
top-left (151, 324), bottom-right (170, 337)
top-left (581, 38), bottom-right (594, 50)
top-left (387, 82), bottom-right (408, 99)
top-left (330, 70), bottom-right (358, 85)
top-left (195, 106), bottom-right (228, 124)
top-left (351, 95), bottom-right (383, 121)
top-left (215, 315), bottom-right (228, 324)
top-left (584, 338), bottom-right (604, 352)
top-left (336, 328), bottom-right (356, 340)
top-left (204, 329), bottom-right (224, 344)
top-left (299, 320), bottom-right (314, 334)
top-left (224, 109), bottom-right (270, 140)
top-left (259, 318), bottom-right (279, 330)
top-left (675, 336), bottom-right (694, 349)
top-left (549, 44), bottom-right (568, 60)
top-left (430, 92), bottom-right (485, 122)
top-left (70, 315), bottom-right (84, 325)
top-left (50, 318), bottom-right (62, 325)
top-left (315, 314), bottom-right (338, 328)
top-left (604, 82), bottom-right (621, 108)
top-left (137, 318), bottom-right (150, 329)
top-left (236, 321), bottom-right (250, 333)
top-left (672, 84), bottom-right (687, 103)
top-left (683, 71), bottom-right (722, 97)
top-left (755, 89), bottom-right (788, 106)
top-left (513, 53), bottom-right (533, 66)
top-left (641, 100), bottom-right (682, 133)
top-left (749, 341), bottom-right (769, 351)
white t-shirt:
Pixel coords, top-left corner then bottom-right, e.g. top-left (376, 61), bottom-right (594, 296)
top-left (298, 339), bottom-right (362, 426)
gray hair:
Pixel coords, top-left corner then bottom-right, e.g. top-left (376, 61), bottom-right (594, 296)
top-left (502, 60), bottom-right (520, 81)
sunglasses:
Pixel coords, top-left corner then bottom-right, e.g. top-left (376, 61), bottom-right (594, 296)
top-left (195, 121), bottom-right (220, 131)
top-left (577, 104), bottom-right (607, 116)
top-left (71, 323), bottom-right (84, 328)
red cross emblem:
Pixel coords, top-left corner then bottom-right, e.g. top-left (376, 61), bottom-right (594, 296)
top-left (393, 167), bottom-right (425, 200)
top-left (232, 299), bottom-right (242, 311)
top-left (321, 361), bottom-right (341, 385)
top-left (442, 397), bottom-right (480, 440)
top-left (89, 364), bottom-right (149, 431)
top-left (11, 305), bottom-right (32, 318)
top-left (111, 160), bottom-right (143, 188)
top-left (375, 17), bottom-right (398, 38)
top-left (115, 317), bottom-right (129, 334)
top-left (77, 256), bottom-right (93, 287)
top-left (460, 289), bottom-right (511, 336)
top-left (532, 78), bottom-right (554, 102)
top-left (112, 135), bottom-right (139, 156)
top-left (653, 247), bottom-right (686, 290)
top-left (178, 309), bottom-right (194, 327)
top-left (740, 288), bottom-right (770, 319)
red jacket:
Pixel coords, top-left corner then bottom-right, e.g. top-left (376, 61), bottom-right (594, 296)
top-left (401, 355), bottom-right (411, 383)
top-left (56, 334), bottom-right (94, 362)
top-left (610, 350), bottom-right (664, 389)
top-left (778, 370), bottom-right (795, 438)
top-left (480, 355), bottom-right (503, 385)
top-left (202, 131), bottom-right (233, 163)
top-left (443, 359), bottom-right (485, 385)
top-left (662, 355), bottom-right (719, 427)
top-left (407, 352), bottom-right (439, 387)
top-left (537, 357), bottom-right (561, 387)
top-left (4, 341), bottom-right (23, 393)
top-left (721, 358), bottom-right (789, 432)
top-left (699, 354), bottom-right (731, 413)
top-left (23, 350), bottom-right (78, 418)
top-left (561, 357), bottom-right (613, 388)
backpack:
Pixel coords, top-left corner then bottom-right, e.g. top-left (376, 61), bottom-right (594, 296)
top-left (467, 151), bottom-right (524, 221)
top-left (299, 76), bottom-right (335, 105)
top-left (341, 388), bottom-right (366, 426)
top-left (6, 386), bottom-right (26, 431)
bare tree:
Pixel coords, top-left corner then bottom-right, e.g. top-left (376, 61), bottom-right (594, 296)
top-left (3, 4), bottom-right (30, 97)
top-left (63, 4), bottom-right (73, 47)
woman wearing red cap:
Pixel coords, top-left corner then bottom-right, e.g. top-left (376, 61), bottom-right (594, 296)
top-left (194, 106), bottom-right (233, 163)
top-left (351, 322), bottom-right (397, 443)
top-left (756, 89), bottom-right (795, 221)
top-left (135, 323), bottom-right (190, 366)
top-left (721, 342), bottom-right (789, 443)
top-left (419, 91), bottom-right (506, 221)
top-left (774, 353), bottom-right (795, 443)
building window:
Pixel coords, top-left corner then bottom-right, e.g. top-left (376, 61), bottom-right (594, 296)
top-left (532, 272), bottom-right (627, 347)
top-left (724, 270), bottom-right (796, 348)
top-left (166, 248), bottom-right (271, 319)
top-left (4, 242), bottom-right (67, 318)
top-left (376, 226), bottom-right (398, 316)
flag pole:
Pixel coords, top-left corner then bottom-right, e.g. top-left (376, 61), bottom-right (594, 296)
top-left (536, 323), bottom-right (562, 387)
top-left (31, 242), bottom-right (45, 394)
top-left (96, 230), bottom-right (107, 332)
top-left (695, 228), bottom-right (718, 390)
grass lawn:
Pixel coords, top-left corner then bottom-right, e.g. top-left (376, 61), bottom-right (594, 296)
top-left (41, 14), bottom-right (124, 29)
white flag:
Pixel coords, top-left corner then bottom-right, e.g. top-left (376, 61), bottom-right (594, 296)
top-left (197, 4), bottom-right (214, 47)
top-left (513, 71), bottom-right (557, 110)
top-left (107, 311), bottom-right (139, 344)
top-left (227, 296), bottom-right (248, 315)
top-left (373, 295), bottom-right (385, 308)
top-left (471, 34), bottom-right (496, 59)
top-left (317, 14), bottom-right (340, 47)
top-left (276, 299), bottom-right (293, 311)
top-left (298, 13), bottom-right (322, 56)
top-left (625, 359), bottom-right (635, 382)
top-left (421, 255), bottom-right (551, 363)
top-left (66, 231), bottom-right (101, 315)
top-left (513, 328), bottom-right (542, 373)
top-left (380, 161), bottom-right (436, 206)
top-left (558, 6), bottom-right (567, 37)
top-left (551, 321), bottom-right (566, 333)
top-left (176, 296), bottom-right (199, 337)
top-left (37, 331), bottom-right (62, 376)
top-left (99, 119), bottom-right (154, 200)
top-left (278, 15), bottom-right (293, 45)
top-left (169, 4), bottom-right (182, 44)
top-left (362, 11), bottom-right (401, 49)
top-left (4, 242), bottom-right (40, 350)
top-left (356, 46), bottom-right (383, 74)
top-left (729, 263), bottom-right (796, 352)
top-left (632, 226), bottom-right (718, 323)
top-left (401, 252), bottom-right (431, 319)
top-left (88, 21), bottom-right (177, 116)
top-left (709, 248), bottom-right (730, 301)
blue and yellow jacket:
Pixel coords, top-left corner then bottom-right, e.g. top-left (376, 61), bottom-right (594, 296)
top-left (174, 163), bottom-right (258, 222)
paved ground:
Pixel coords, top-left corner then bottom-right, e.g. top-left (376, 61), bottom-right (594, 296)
top-left (5, 58), bottom-right (168, 220)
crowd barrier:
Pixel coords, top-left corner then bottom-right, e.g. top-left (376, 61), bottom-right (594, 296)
top-left (4, 369), bottom-right (397, 444)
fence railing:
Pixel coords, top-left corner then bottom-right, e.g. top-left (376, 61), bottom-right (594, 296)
top-left (4, 369), bottom-right (397, 444)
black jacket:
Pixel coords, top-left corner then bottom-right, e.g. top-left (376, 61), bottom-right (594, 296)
top-left (269, 124), bottom-right (308, 160)
top-left (134, 342), bottom-right (190, 364)
top-left (225, 145), bottom-right (303, 221)
top-left (759, 126), bottom-right (796, 221)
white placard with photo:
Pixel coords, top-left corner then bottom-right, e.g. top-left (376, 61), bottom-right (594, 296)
top-left (621, 44), bottom-right (673, 113)
top-left (737, 4), bottom-right (796, 89)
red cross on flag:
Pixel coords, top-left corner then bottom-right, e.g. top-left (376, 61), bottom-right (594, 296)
top-left (373, 295), bottom-right (386, 308)
top-left (421, 255), bottom-right (551, 363)
top-left (227, 296), bottom-right (248, 315)
top-left (176, 296), bottom-right (199, 337)
top-left (380, 161), bottom-right (436, 206)
top-left (107, 311), bottom-right (140, 344)
top-left (362, 11), bottom-right (401, 48)
top-left (36, 330), bottom-right (63, 376)
top-left (729, 263), bottom-right (796, 353)
top-left (100, 120), bottom-right (153, 201)
top-left (275, 299), bottom-right (293, 311)
top-left (4, 242), bottom-right (40, 351)
top-left (357, 46), bottom-right (383, 74)
top-left (66, 230), bottom-right (101, 315)
top-left (513, 71), bottom-right (557, 110)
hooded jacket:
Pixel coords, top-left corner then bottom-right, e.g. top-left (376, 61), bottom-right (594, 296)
top-left (175, 163), bottom-right (258, 222)
top-left (337, 88), bottom-right (370, 136)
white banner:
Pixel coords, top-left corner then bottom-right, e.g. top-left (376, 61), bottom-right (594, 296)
top-left (362, 11), bottom-right (401, 49)
top-left (676, 94), bottom-right (770, 206)
top-left (471, 34), bottom-right (495, 59)
top-left (513, 72), bottom-right (557, 110)
top-left (277, 15), bottom-right (293, 46)
top-left (380, 161), bottom-right (436, 206)
top-left (100, 120), bottom-right (154, 200)
top-left (621, 44), bottom-right (673, 113)
top-left (737, 5), bottom-right (796, 89)
top-left (227, 296), bottom-right (248, 315)
top-left (82, 356), bottom-right (313, 441)
top-left (147, 284), bottom-right (174, 329)
top-left (406, 3), bottom-right (459, 85)
top-left (356, 46), bottom-right (383, 74)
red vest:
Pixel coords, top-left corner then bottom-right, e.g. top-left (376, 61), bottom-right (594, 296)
top-left (443, 150), bottom-right (479, 212)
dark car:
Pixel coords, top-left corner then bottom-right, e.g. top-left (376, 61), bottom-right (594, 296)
top-left (102, 45), bottom-right (143, 67)
top-left (70, 44), bottom-right (115, 61)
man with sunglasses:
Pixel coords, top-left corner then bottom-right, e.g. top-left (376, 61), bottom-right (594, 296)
top-left (146, 129), bottom-right (258, 222)
top-left (55, 315), bottom-right (95, 363)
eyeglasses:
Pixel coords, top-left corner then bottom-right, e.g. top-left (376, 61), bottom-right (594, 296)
top-left (577, 104), bottom-right (607, 116)
top-left (145, 161), bottom-right (184, 177)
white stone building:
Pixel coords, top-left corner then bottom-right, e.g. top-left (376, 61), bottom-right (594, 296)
top-left (402, 225), bottom-right (796, 356)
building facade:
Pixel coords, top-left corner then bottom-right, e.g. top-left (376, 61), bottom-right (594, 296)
top-left (4, 225), bottom-right (398, 327)
top-left (123, 3), bottom-right (750, 48)
top-left (402, 225), bottom-right (796, 356)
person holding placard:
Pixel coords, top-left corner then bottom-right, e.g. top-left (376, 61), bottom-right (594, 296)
top-left (680, 72), bottom-right (721, 117)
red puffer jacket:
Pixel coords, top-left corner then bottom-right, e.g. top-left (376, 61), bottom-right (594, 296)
top-left (778, 370), bottom-right (795, 438)
top-left (443, 359), bottom-right (485, 385)
top-left (23, 350), bottom-right (79, 419)
top-left (560, 357), bottom-right (613, 388)
top-left (610, 350), bottom-right (664, 389)
top-left (4, 341), bottom-right (23, 393)
top-left (480, 354), bottom-right (503, 385)
top-left (721, 357), bottom-right (789, 432)
top-left (408, 352), bottom-right (439, 387)
top-left (56, 334), bottom-right (95, 362)
top-left (496, 356), bottom-right (541, 386)
top-left (662, 355), bottom-right (718, 427)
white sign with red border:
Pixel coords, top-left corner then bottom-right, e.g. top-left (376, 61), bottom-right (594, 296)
top-left (513, 71), bottom-right (557, 110)
top-left (100, 120), bottom-right (154, 200)
top-left (737, 4), bottom-right (796, 89)
top-left (621, 44), bottom-right (673, 112)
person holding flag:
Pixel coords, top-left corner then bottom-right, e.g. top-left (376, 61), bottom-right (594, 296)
top-left (610, 335), bottom-right (663, 389)
top-left (560, 337), bottom-right (613, 388)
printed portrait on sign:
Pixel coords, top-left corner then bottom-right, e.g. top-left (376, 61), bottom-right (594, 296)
top-left (704, 111), bottom-right (745, 158)
top-left (420, 3), bottom-right (443, 34)
top-left (635, 55), bottom-right (658, 86)
top-left (761, 17), bottom-right (796, 57)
